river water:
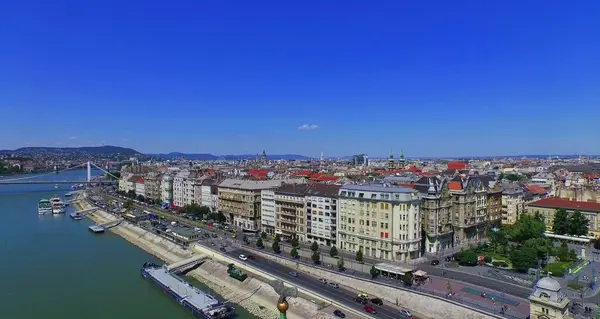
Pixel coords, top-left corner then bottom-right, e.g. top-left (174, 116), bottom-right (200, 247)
top-left (0, 169), bottom-right (257, 319)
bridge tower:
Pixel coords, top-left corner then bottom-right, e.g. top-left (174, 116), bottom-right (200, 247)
top-left (87, 161), bottom-right (92, 182)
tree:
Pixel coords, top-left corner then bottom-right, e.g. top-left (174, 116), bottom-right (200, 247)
top-left (311, 241), bottom-right (319, 252)
top-left (291, 236), bottom-right (299, 247)
top-left (552, 208), bottom-right (569, 235)
top-left (136, 194), bottom-right (145, 202)
top-left (242, 235), bottom-right (249, 244)
top-left (402, 272), bottom-right (413, 286)
top-left (256, 237), bottom-right (264, 248)
top-left (510, 246), bottom-right (539, 272)
top-left (370, 265), bottom-right (379, 279)
top-left (329, 246), bottom-right (338, 257)
top-left (274, 234), bottom-right (281, 243)
top-left (311, 251), bottom-right (320, 264)
top-left (568, 211), bottom-right (589, 236)
top-left (272, 241), bottom-right (281, 254)
top-left (127, 190), bottom-right (136, 199)
top-left (523, 237), bottom-right (554, 260)
top-left (356, 249), bottom-right (363, 262)
top-left (488, 228), bottom-right (508, 253)
top-left (555, 241), bottom-right (570, 261)
top-left (508, 214), bottom-right (546, 243)
top-left (213, 212), bottom-right (226, 223)
top-left (505, 174), bottom-right (522, 182)
top-left (498, 173), bottom-right (505, 180)
top-left (458, 250), bottom-right (478, 266)
top-left (261, 232), bottom-right (267, 239)
top-left (337, 256), bottom-right (345, 271)
top-left (123, 200), bottom-right (133, 209)
top-left (290, 247), bottom-right (299, 259)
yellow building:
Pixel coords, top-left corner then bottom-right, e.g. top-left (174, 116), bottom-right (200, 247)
top-left (338, 184), bottom-right (421, 262)
top-left (527, 197), bottom-right (600, 237)
top-left (529, 276), bottom-right (572, 319)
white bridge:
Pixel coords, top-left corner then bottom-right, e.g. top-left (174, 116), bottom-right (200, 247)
top-left (0, 161), bottom-right (120, 185)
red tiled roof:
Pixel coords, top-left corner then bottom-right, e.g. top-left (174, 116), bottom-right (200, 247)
top-left (584, 174), bottom-right (600, 179)
top-left (448, 181), bottom-right (462, 190)
top-left (136, 177), bottom-right (144, 183)
top-left (448, 161), bottom-right (467, 170)
top-left (529, 197), bottom-right (600, 212)
top-left (524, 184), bottom-right (548, 194)
top-left (248, 169), bottom-right (268, 176)
top-left (406, 166), bottom-right (422, 172)
top-left (308, 173), bottom-right (339, 182)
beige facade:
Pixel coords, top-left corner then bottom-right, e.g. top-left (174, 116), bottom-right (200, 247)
top-left (449, 176), bottom-right (488, 244)
top-left (144, 172), bottom-right (162, 201)
top-left (529, 277), bottom-right (572, 319)
top-left (502, 183), bottom-right (524, 225)
top-left (274, 184), bottom-right (310, 241)
top-left (414, 177), bottom-right (453, 254)
top-left (338, 184), bottom-right (421, 262)
top-left (218, 179), bottom-right (298, 231)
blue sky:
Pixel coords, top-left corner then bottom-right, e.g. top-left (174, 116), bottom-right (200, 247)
top-left (1, 0), bottom-right (599, 157)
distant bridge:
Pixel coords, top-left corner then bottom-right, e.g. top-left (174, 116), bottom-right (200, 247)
top-left (0, 162), bottom-right (121, 186)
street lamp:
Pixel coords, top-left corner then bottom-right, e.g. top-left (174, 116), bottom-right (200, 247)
top-left (269, 280), bottom-right (298, 319)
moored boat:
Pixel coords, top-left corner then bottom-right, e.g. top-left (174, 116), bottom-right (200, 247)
top-left (141, 262), bottom-right (235, 319)
top-left (50, 198), bottom-right (65, 214)
top-left (38, 199), bottom-right (53, 215)
top-left (70, 212), bottom-right (83, 220)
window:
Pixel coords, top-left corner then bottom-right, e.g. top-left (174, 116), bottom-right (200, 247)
top-left (359, 193), bottom-right (364, 198)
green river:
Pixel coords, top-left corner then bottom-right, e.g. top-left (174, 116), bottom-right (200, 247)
top-left (0, 169), bottom-right (257, 319)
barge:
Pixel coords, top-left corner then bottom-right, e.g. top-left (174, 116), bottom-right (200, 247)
top-left (70, 212), bottom-right (83, 220)
top-left (141, 262), bottom-right (235, 319)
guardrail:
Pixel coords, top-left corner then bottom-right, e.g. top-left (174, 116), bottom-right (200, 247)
top-left (194, 244), bottom-right (376, 319)
top-left (236, 244), bottom-right (520, 319)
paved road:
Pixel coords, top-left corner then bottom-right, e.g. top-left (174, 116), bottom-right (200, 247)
top-left (210, 244), bottom-right (413, 319)
top-left (418, 264), bottom-right (532, 299)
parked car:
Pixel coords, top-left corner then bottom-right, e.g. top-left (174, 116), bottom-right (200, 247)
top-left (333, 310), bottom-right (346, 318)
top-left (220, 247), bottom-right (226, 252)
top-left (289, 271), bottom-right (298, 277)
top-left (327, 282), bottom-right (339, 289)
top-left (371, 298), bottom-right (383, 305)
top-left (239, 254), bottom-right (248, 261)
top-left (363, 305), bottom-right (377, 314)
top-left (431, 259), bottom-right (440, 266)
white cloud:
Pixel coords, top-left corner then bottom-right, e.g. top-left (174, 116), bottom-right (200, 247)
top-left (69, 136), bottom-right (77, 140)
top-left (298, 124), bottom-right (319, 131)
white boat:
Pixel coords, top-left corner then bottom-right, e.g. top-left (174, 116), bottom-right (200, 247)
top-left (38, 199), bottom-right (53, 215)
top-left (50, 197), bottom-right (65, 214)
top-left (54, 184), bottom-right (60, 189)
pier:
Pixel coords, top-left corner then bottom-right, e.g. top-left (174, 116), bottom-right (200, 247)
top-left (99, 218), bottom-right (124, 229)
top-left (166, 255), bottom-right (208, 273)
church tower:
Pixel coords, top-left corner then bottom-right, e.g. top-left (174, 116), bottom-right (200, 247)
top-left (529, 276), bottom-right (572, 319)
top-left (397, 149), bottom-right (406, 169)
top-left (387, 150), bottom-right (395, 170)
top-left (261, 150), bottom-right (267, 163)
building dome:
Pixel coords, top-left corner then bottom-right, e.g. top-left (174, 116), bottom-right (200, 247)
top-left (536, 277), bottom-right (562, 291)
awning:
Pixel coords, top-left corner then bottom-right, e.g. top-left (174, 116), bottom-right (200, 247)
top-left (414, 270), bottom-right (428, 277)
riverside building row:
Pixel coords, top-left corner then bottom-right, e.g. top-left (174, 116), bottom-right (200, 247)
top-left (120, 171), bottom-right (540, 261)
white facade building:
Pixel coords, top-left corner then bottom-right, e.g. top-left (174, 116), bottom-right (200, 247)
top-left (260, 189), bottom-right (276, 234)
top-left (134, 177), bottom-right (146, 198)
top-left (173, 170), bottom-right (190, 207)
top-left (161, 174), bottom-right (174, 205)
top-left (338, 184), bottom-right (421, 262)
top-left (305, 184), bottom-right (340, 247)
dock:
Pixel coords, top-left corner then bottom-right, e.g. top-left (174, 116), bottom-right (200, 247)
top-left (166, 255), bottom-right (208, 273)
top-left (88, 225), bottom-right (105, 233)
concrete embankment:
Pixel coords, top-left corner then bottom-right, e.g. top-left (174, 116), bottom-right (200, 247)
top-left (74, 200), bottom-right (338, 319)
top-left (241, 247), bottom-right (503, 319)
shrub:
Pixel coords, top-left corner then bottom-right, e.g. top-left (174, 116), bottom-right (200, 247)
top-left (492, 261), bottom-right (508, 268)
top-left (483, 256), bottom-right (492, 263)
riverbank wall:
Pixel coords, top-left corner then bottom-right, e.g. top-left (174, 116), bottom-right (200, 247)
top-left (74, 199), bottom-right (338, 319)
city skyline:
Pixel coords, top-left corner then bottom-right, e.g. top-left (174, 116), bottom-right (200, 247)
top-left (1, 1), bottom-right (599, 156)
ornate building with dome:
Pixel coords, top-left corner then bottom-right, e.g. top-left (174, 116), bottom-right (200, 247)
top-left (529, 276), bottom-right (572, 319)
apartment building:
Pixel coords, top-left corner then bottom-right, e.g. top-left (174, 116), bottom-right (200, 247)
top-left (337, 184), bottom-right (421, 262)
top-left (119, 172), bottom-right (135, 193)
top-left (260, 189), bottom-right (276, 234)
top-left (448, 176), bottom-right (488, 244)
top-left (218, 179), bottom-right (299, 232)
top-left (161, 174), bottom-right (174, 205)
top-left (413, 176), bottom-right (453, 254)
top-left (134, 177), bottom-right (145, 198)
top-left (200, 179), bottom-right (217, 209)
top-left (144, 172), bottom-right (162, 202)
top-left (501, 183), bottom-right (524, 225)
top-left (305, 184), bottom-right (340, 247)
top-left (527, 197), bottom-right (600, 238)
top-left (275, 184), bottom-right (311, 241)
top-left (482, 176), bottom-right (503, 225)
top-left (173, 170), bottom-right (190, 207)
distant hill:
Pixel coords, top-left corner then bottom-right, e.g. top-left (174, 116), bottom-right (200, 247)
top-left (151, 152), bottom-right (311, 161)
top-left (1, 145), bottom-right (143, 156)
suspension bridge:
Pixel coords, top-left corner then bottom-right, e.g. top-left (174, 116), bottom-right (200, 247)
top-left (0, 162), bottom-right (120, 185)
